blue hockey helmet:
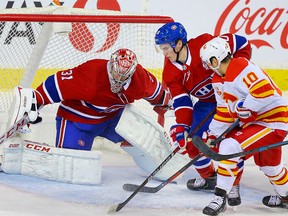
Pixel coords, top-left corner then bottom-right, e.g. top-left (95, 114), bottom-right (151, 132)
top-left (155, 22), bottom-right (187, 48)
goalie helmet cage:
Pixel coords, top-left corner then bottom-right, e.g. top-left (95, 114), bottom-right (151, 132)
top-left (0, 6), bottom-right (174, 146)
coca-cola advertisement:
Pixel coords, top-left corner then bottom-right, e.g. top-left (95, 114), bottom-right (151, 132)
top-left (0, 0), bottom-right (287, 85)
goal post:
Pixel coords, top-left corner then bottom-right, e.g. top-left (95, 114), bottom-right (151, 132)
top-left (0, 6), bottom-right (174, 147)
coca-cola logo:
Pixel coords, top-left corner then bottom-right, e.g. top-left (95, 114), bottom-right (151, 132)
top-left (215, 0), bottom-right (287, 49)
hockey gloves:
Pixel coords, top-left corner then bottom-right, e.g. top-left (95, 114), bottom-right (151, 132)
top-left (235, 98), bottom-right (256, 123)
top-left (170, 124), bottom-right (190, 154)
top-left (11, 87), bottom-right (41, 133)
top-left (202, 130), bottom-right (217, 148)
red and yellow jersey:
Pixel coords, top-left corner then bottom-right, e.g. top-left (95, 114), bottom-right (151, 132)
top-left (163, 33), bottom-right (251, 126)
top-left (210, 57), bottom-right (288, 136)
top-left (36, 59), bottom-right (167, 124)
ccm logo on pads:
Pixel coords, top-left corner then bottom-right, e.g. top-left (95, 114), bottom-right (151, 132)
top-left (25, 143), bottom-right (51, 153)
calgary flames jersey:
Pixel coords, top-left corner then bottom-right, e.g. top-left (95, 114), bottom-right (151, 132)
top-left (210, 57), bottom-right (288, 136)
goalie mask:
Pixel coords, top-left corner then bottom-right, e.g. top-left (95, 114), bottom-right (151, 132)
top-left (200, 37), bottom-right (231, 76)
top-left (108, 49), bottom-right (138, 93)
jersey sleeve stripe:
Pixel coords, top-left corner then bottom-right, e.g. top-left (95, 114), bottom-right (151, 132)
top-left (42, 75), bottom-right (62, 103)
top-left (250, 79), bottom-right (275, 98)
top-left (144, 80), bottom-right (161, 100)
top-left (173, 94), bottom-right (193, 110)
top-left (234, 34), bottom-right (249, 51)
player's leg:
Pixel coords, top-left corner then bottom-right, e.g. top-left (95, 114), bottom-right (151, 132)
top-left (227, 160), bottom-right (244, 206)
top-left (251, 128), bottom-right (288, 208)
top-left (55, 116), bottom-right (96, 150)
top-left (203, 137), bottom-right (242, 215)
top-left (186, 101), bottom-right (217, 191)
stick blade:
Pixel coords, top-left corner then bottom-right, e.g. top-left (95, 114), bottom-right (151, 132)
top-left (123, 183), bottom-right (157, 193)
top-left (107, 205), bottom-right (119, 214)
top-left (123, 184), bottom-right (139, 192)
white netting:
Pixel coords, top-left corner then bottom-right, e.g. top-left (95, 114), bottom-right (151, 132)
top-left (0, 6), bottom-right (174, 149)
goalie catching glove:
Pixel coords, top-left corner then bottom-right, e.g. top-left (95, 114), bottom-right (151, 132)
top-left (169, 124), bottom-right (190, 154)
top-left (235, 98), bottom-right (256, 123)
top-left (10, 87), bottom-right (42, 133)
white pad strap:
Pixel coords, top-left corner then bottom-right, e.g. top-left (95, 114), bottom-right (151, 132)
top-left (1, 137), bottom-right (102, 185)
top-left (116, 104), bottom-right (189, 180)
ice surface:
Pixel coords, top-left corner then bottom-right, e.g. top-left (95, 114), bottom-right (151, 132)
top-left (1, 148), bottom-right (288, 216)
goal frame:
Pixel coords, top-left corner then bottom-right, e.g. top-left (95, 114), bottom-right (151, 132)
top-left (0, 13), bottom-right (174, 24)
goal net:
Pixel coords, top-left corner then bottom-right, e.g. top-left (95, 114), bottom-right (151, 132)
top-left (0, 6), bottom-right (174, 149)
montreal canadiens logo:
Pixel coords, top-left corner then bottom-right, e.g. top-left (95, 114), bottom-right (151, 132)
top-left (78, 140), bottom-right (86, 147)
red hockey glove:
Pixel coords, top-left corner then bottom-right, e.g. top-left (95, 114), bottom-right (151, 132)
top-left (235, 99), bottom-right (256, 123)
top-left (170, 124), bottom-right (190, 154)
top-left (202, 130), bottom-right (217, 148)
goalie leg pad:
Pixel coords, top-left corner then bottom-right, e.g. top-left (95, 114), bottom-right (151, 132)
top-left (1, 138), bottom-right (102, 185)
top-left (116, 104), bottom-right (190, 180)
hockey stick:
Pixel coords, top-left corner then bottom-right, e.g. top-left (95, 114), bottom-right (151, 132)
top-left (193, 136), bottom-right (288, 161)
top-left (123, 154), bottom-right (202, 193)
top-left (108, 108), bottom-right (216, 213)
top-left (108, 146), bottom-right (180, 213)
top-left (122, 118), bottom-right (240, 193)
top-left (0, 115), bottom-right (30, 145)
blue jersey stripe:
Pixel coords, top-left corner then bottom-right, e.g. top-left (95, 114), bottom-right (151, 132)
top-left (44, 75), bottom-right (61, 103)
top-left (173, 94), bottom-right (193, 110)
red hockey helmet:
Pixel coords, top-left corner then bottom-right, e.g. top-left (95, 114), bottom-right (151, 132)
top-left (109, 48), bottom-right (138, 93)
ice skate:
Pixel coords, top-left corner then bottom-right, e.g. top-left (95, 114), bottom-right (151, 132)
top-left (187, 174), bottom-right (216, 192)
top-left (227, 184), bottom-right (241, 206)
top-left (203, 187), bottom-right (227, 216)
top-left (262, 195), bottom-right (288, 209)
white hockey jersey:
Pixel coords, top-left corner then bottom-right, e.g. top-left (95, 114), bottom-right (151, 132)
top-left (209, 57), bottom-right (288, 136)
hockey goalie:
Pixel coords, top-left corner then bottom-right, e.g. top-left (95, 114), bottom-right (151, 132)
top-left (1, 48), bottom-right (190, 185)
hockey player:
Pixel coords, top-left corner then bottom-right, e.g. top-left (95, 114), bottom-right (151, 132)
top-left (154, 21), bottom-right (251, 202)
top-left (17, 48), bottom-right (172, 148)
top-left (199, 37), bottom-right (288, 215)
top-left (6, 48), bottom-right (178, 184)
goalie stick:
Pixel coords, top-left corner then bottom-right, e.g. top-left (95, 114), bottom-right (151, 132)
top-left (193, 136), bottom-right (288, 161)
top-left (122, 118), bottom-right (240, 193)
top-left (0, 115), bottom-right (30, 145)
top-left (108, 108), bottom-right (216, 213)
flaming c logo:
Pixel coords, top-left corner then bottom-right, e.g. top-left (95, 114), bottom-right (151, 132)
top-left (69, 0), bottom-right (121, 53)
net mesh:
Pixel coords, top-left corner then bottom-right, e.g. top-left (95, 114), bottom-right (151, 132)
top-left (0, 6), bottom-right (174, 146)
top-left (0, 7), bottom-right (171, 111)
